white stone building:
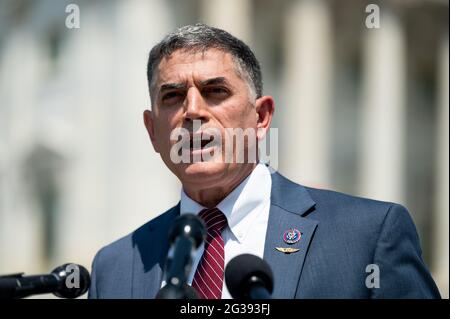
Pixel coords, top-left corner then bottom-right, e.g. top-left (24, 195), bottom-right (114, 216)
top-left (0, 0), bottom-right (447, 297)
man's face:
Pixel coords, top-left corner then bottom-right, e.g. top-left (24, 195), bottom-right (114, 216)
top-left (144, 48), bottom-right (270, 190)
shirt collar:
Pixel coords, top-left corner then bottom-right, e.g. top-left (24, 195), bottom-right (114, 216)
top-left (180, 163), bottom-right (272, 243)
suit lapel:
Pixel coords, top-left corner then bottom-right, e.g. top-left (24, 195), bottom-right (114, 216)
top-left (130, 170), bottom-right (317, 299)
top-left (131, 203), bottom-right (180, 298)
top-left (263, 172), bottom-right (318, 298)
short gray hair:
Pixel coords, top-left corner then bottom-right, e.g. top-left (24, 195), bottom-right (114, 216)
top-left (147, 23), bottom-right (263, 101)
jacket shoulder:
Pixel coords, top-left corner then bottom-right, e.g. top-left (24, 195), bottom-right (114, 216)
top-left (305, 186), bottom-right (401, 221)
top-left (88, 204), bottom-right (179, 298)
top-left (92, 204), bottom-right (179, 270)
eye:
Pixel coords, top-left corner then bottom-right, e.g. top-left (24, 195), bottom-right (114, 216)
top-left (203, 86), bottom-right (230, 99)
top-left (161, 91), bottom-right (184, 103)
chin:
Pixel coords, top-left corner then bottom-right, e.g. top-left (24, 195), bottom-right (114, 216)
top-left (180, 162), bottom-right (227, 184)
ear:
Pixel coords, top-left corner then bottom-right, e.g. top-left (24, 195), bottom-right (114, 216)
top-left (143, 109), bottom-right (160, 153)
top-left (254, 96), bottom-right (275, 140)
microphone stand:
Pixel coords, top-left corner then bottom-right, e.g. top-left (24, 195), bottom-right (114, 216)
top-left (156, 214), bottom-right (205, 299)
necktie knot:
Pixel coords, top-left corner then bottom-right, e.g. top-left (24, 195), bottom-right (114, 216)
top-left (198, 208), bottom-right (227, 234)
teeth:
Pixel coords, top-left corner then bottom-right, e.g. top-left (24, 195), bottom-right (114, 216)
top-left (191, 138), bottom-right (202, 150)
top-left (192, 142), bottom-right (202, 150)
top-left (180, 132), bottom-right (218, 151)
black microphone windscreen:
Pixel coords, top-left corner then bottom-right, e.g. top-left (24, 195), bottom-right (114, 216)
top-left (168, 214), bottom-right (206, 248)
top-left (52, 263), bottom-right (90, 298)
top-left (225, 254), bottom-right (273, 299)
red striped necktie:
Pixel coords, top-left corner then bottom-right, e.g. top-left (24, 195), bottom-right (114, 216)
top-left (192, 207), bottom-right (228, 299)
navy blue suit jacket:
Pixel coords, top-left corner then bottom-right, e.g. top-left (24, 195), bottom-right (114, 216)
top-left (88, 171), bottom-right (440, 298)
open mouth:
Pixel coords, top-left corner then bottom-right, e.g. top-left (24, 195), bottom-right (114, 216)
top-left (181, 133), bottom-right (218, 152)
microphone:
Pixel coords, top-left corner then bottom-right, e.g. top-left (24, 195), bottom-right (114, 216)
top-left (156, 213), bottom-right (206, 299)
top-left (225, 254), bottom-right (274, 299)
top-left (0, 263), bottom-right (90, 299)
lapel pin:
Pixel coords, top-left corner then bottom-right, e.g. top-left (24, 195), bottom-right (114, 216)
top-left (283, 228), bottom-right (301, 244)
top-left (276, 247), bottom-right (300, 254)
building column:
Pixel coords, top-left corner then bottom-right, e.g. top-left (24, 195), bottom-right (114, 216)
top-left (0, 29), bottom-right (46, 273)
top-left (56, 0), bottom-right (179, 268)
top-left (200, 0), bottom-right (253, 45)
top-left (433, 33), bottom-right (449, 298)
top-left (280, 0), bottom-right (333, 187)
top-left (110, 0), bottom-right (180, 236)
top-left (359, 8), bottom-right (406, 204)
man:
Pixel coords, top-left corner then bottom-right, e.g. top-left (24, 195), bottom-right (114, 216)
top-left (88, 24), bottom-right (440, 299)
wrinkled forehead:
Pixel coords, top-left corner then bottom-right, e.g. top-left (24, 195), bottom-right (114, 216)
top-left (151, 48), bottom-right (246, 93)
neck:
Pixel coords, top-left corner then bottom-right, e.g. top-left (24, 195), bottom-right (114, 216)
top-left (183, 163), bottom-right (257, 208)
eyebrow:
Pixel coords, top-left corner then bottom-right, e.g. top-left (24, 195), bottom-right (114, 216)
top-left (159, 82), bottom-right (187, 92)
top-left (158, 77), bottom-right (231, 94)
top-left (199, 77), bottom-right (229, 86)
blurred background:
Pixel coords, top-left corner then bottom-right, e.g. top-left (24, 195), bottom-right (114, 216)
top-left (0, 0), bottom-right (448, 298)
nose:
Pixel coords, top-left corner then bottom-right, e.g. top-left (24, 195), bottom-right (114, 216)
top-left (184, 87), bottom-right (208, 124)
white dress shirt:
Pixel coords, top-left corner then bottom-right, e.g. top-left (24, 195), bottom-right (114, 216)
top-left (162, 163), bottom-right (272, 299)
